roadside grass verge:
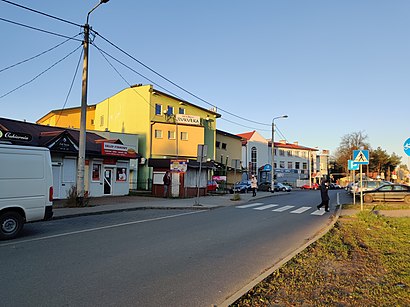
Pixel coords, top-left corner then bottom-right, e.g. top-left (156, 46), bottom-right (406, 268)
top-left (343, 202), bottom-right (410, 210)
top-left (232, 212), bottom-right (410, 306)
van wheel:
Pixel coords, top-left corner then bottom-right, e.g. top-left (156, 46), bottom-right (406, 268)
top-left (405, 195), bottom-right (410, 204)
top-left (0, 212), bottom-right (24, 240)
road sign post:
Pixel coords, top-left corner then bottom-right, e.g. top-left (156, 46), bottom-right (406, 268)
top-left (353, 150), bottom-right (369, 211)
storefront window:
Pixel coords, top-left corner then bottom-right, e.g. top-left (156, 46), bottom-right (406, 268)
top-left (92, 163), bottom-right (101, 181)
top-left (116, 167), bottom-right (127, 182)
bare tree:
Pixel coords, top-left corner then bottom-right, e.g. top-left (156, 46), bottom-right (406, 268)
top-left (334, 131), bottom-right (370, 173)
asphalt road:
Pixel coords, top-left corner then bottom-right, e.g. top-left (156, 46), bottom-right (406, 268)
top-left (0, 190), bottom-right (348, 306)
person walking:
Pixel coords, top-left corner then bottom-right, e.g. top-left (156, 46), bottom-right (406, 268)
top-left (251, 175), bottom-right (258, 197)
top-left (317, 178), bottom-right (330, 212)
top-left (163, 171), bottom-right (171, 198)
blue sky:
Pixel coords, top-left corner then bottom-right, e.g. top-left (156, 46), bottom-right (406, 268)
top-left (1, 0), bottom-right (409, 166)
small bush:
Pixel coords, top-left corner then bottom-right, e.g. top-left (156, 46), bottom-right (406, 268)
top-left (65, 185), bottom-right (90, 207)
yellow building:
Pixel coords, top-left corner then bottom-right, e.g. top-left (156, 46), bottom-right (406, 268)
top-left (37, 84), bottom-right (221, 195)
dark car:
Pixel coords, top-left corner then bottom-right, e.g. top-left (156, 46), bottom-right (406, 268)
top-left (229, 181), bottom-right (252, 193)
top-left (329, 183), bottom-right (342, 189)
top-left (363, 184), bottom-right (410, 203)
top-left (258, 181), bottom-right (274, 192)
top-left (274, 182), bottom-right (292, 192)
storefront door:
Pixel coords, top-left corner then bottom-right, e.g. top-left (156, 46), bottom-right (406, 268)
top-left (103, 168), bottom-right (113, 195)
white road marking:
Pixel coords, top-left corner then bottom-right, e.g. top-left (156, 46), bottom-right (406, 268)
top-left (272, 205), bottom-right (294, 212)
top-left (236, 203), bottom-right (265, 209)
top-left (253, 204), bottom-right (279, 210)
top-left (290, 207), bottom-right (311, 214)
top-left (0, 211), bottom-right (204, 247)
top-left (311, 209), bottom-right (327, 216)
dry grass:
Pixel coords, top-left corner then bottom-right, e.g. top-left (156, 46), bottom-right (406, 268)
top-left (232, 211), bottom-right (410, 306)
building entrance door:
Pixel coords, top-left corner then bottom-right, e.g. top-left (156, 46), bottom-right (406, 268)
top-left (103, 168), bottom-right (113, 195)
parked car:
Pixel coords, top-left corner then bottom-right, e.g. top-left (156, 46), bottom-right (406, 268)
top-left (258, 181), bottom-right (273, 192)
top-left (274, 182), bottom-right (292, 192)
top-left (363, 184), bottom-right (410, 204)
top-left (207, 180), bottom-right (218, 192)
top-left (329, 183), bottom-right (342, 189)
top-left (350, 180), bottom-right (391, 195)
top-left (300, 183), bottom-right (319, 190)
top-left (229, 181), bottom-right (252, 193)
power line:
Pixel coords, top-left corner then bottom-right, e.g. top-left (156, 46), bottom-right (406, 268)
top-left (56, 48), bottom-right (84, 126)
top-left (0, 17), bottom-right (83, 41)
top-left (1, 0), bottom-right (82, 27)
top-left (93, 31), bottom-right (271, 127)
top-left (0, 44), bottom-right (82, 101)
top-left (0, 34), bottom-right (82, 74)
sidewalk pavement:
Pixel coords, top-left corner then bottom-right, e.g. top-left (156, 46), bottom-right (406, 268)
top-left (52, 191), bottom-right (280, 219)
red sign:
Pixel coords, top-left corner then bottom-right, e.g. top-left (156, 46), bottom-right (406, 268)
top-left (101, 142), bottom-right (137, 158)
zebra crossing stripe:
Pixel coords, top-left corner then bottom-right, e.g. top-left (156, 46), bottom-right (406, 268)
top-left (311, 209), bottom-right (326, 216)
top-left (272, 205), bottom-right (294, 212)
top-left (236, 203), bottom-right (265, 209)
top-left (290, 207), bottom-right (311, 214)
top-left (253, 204), bottom-right (279, 210)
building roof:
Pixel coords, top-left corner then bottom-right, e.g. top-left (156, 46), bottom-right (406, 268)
top-left (216, 129), bottom-right (243, 140)
top-left (0, 117), bottom-right (139, 158)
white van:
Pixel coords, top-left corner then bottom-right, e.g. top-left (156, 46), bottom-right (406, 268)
top-left (0, 144), bottom-right (53, 240)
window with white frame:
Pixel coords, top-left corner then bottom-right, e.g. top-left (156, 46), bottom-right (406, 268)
top-left (288, 161), bottom-right (293, 169)
top-left (279, 149), bottom-right (285, 156)
top-left (295, 162), bottom-right (300, 169)
top-left (167, 105), bottom-right (174, 116)
top-left (179, 107), bottom-right (185, 114)
top-left (155, 130), bottom-right (163, 138)
top-left (155, 104), bottom-right (162, 115)
top-left (287, 150), bottom-right (293, 157)
top-left (180, 131), bottom-right (188, 140)
top-left (168, 130), bottom-right (175, 139)
top-left (280, 161), bottom-right (285, 168)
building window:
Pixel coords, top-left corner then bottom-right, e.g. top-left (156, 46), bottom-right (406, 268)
top-left (221, 143), bottom-right (227, 150)
top-left (216, 141), bottom-right (220, 148)
top-left (116, 167), bottom-right (127, 182)
top-left (287, 150), bottom-right (293, 157)
top-left (155, 104), bottom-right (162, 115)
top-left (179, 107), bottom-right (185, 114)
top-left (295, 162), bottom-right (300, 169)
top-left (181, 132), bottom-right (188, 140)
top-left (92, 163), bottom-right (101, 181)
top-left (288, 161), bottom-right (293, 169)
top-left (155, 130), bottom-right (163, 138)
top-left (280, 161), bottom-right (285, 168)
top-left (168, 130), bottom-right (175, 139)
top-left (279, 149), bottom-right (285, 156)
top-left (167, 105), bottom-right (174, 116)
top-left (295, 151), bottom-right (299, 157)
top-left (303, 162), bottom-right (307, 170)
top-left (251, 146), bottom-right (257, 175)
top-left (100, 115), bottom-right (104, 127)
top-left (90, 119), bottom-right (94, 125)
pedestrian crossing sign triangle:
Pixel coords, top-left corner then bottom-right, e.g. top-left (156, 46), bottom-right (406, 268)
top-left (353, 150), bottom-right (369, 164)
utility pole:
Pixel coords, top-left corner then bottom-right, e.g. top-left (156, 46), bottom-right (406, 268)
top-left (77, 0), bottom-right (109, 205)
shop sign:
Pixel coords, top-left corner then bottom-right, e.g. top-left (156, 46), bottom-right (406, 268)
top-left (0, 130), bottom-right (32, 142)
top-left (51, 136), bottom-right (77, 152)
top-left (170, 159), bottom-right (187, 173)
top-left (176, 114), bottom-right (201, 126)
top-left (102, 142), bottom-right (137, 158)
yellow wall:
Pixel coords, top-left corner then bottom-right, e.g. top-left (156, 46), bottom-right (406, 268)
top-left (151, 122), bottom-right (204, 157)
top-left (37, 107), bottom-right (95, 130)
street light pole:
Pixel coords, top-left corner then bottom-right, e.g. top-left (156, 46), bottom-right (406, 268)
top-left (271, 115), bottom-right (288, 192)
top-left (77, 0), bottom-right (109, 205)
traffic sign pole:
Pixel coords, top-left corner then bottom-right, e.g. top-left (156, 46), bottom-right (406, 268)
top-left (360, 164), bottom-right (363, 211)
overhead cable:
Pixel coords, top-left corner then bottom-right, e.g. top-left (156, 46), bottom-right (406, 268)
top-left (1, 0), bottom-right (82, 27)
top-left (0, 34), bottom-right (82, 74)
top-left (0, 44), bottom-right (82, 101)
top-left (93, 31), bottom-right (270, 127)
top-left (0, 17), bottom-right (83, 41)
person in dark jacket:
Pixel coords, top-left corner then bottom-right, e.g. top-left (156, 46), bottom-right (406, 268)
top-left (163, 171), bottom-right (171, 198)
top-left (317, 178), bottom-right (330, 212)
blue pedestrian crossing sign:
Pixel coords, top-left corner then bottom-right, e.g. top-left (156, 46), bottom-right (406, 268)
top-left (348, 160), bottom-right (359, 170)
top-left (404, 138), bottom-right (410, 157)
top-left (353, 150), bottom-right (369, 164)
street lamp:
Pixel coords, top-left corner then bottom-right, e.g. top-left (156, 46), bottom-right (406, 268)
top-left (271, 115), bottom-right (288, 192)
top-left (77, 0), bottom-right (109, 205)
